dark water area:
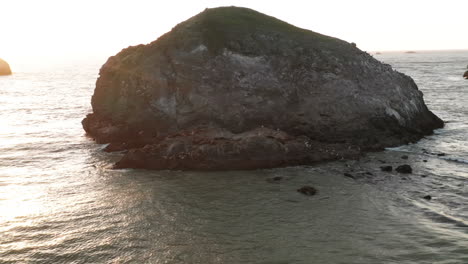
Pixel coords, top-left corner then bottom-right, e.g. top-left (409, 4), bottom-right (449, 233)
top-left (0, 51), bottom-right (467, 263)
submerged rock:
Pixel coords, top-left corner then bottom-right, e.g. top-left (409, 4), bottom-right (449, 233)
top-left (423, 195), bottom-right (432, 200)
top-left (396, 164), bottom-right (413, 174)
top-left (266, 176), bottom-right (283, 183)
top-left (83, 6), bottom-right (443, 170)
top-left (380, 166), bottom-right (393, 172)
top-left (297, 186), bottom-right (317, 196)
top-left (0, 58), bottom-right (12, 76)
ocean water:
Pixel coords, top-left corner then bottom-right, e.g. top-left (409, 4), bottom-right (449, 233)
top-left (0, 51), bottom-right (467, 264)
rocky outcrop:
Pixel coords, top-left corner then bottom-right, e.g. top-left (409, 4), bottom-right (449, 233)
top-left (463, 71), bottom-right (468, 79)
top-left (83, 6), bottom-right (443, 170)
top-left (0, 58), bottom-right (12, 76)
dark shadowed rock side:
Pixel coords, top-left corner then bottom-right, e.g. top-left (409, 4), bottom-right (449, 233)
top-left (82, 6), bottom-right (443, 170)
top-left (0, 58), bottom-right (12, 76)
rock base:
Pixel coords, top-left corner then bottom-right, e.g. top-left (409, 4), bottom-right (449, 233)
top-left (112, 126), bottom-right (362, 170)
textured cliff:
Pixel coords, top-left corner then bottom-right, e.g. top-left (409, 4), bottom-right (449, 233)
top-left (83, 6), bottom-right (443, 170)
top-left (0, 58), bottom-right (12, 76)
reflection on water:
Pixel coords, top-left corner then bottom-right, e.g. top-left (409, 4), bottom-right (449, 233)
top-left (0, 52), bottom-right (467, 263)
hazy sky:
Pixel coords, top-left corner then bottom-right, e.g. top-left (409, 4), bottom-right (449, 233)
top-left (1, 0), bottom-right (467, 67)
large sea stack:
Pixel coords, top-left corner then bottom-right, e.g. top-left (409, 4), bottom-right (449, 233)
top-left (0, 58), bottom-right (12, 76)
top-left (83, 6), bottom-right (443, 170)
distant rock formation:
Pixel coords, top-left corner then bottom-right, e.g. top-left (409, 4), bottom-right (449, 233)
top-left (83, 6), bottom-right (443, 170)
top-left (0, 58), bottom-right (12, 75)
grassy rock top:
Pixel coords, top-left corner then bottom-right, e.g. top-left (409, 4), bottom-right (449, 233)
top-left (111, 6), bottom-right (355, 70)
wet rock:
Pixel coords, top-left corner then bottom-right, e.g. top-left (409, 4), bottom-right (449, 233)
top-left (344, 173), bottom-right (355, 179)
top-left (297, 186), bottom-right (317, 196)
top-left (0, 58), bottom-right (12, 76)
top-left (437, 153), bottom-right (446, 157)
top-left (103, 138), bottom-right (152, 152)
top-left (396, 164), bottom-right (412, 174)
top-left (113, 127), bottom-right (360, 170)
top-left (464, 71), bottom-right (468, 79)
top-left (401, 155), bottom-right (409, 159)
top-left (82, 6), bottom-right (444, 170)
top-left (423, 160), bottom-right (428, 162)
top-left (421, 175), bottom-right (428, 178)
top-left (380, 165), bottom-right (393, 172)
top-left (423, 195), bottom-right (432, 200)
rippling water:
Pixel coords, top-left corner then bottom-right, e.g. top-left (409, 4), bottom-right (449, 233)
top-left (0, 51), bottom-right (467, 263)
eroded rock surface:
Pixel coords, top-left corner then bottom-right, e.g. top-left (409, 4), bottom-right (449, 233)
top-left (83, 6), bottom-right (443, 170)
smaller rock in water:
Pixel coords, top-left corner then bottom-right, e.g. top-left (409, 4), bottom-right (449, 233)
top-left (423, 160), bottom-right (428, 162)
top-left (464, 70), bottom-right (468, 79)
top-left (401, 155), bottom-right (409, 160)
top-left (421, 175), bottom-right (428, 178)
top-left (396, 164), bottom-right (412, 174)
top-left (380, 166), bottom-right (393, 172)
top-left (267, 176), bottom-right (283, 183)
top-left (344, 173), bottom-right (355, 179)
top-left (437, 153), bottom-right (446, 157)
top-left (297, 186), bottom-right (317, 196)
top-left (0, 58), bottom-right (12, 76)
top-left (423, 195), bottom-right (432, 200)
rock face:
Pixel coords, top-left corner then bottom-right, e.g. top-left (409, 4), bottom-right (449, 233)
top-left (83, 6), bottom-right (443, 170)
top-left (0, 58), bottom-right (12, 76)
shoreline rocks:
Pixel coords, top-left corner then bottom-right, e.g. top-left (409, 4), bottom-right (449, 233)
top-left (83, 6), bottom-right (443, 170)
top-left (0, 58), bottom-right (12, 76)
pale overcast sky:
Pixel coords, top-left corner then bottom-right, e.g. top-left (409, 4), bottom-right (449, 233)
top-left (1, 0), bottom-right (467, 66)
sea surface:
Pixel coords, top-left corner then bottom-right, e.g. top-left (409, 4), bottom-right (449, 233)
top-left (0, 51), bottom-right (467, 264)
